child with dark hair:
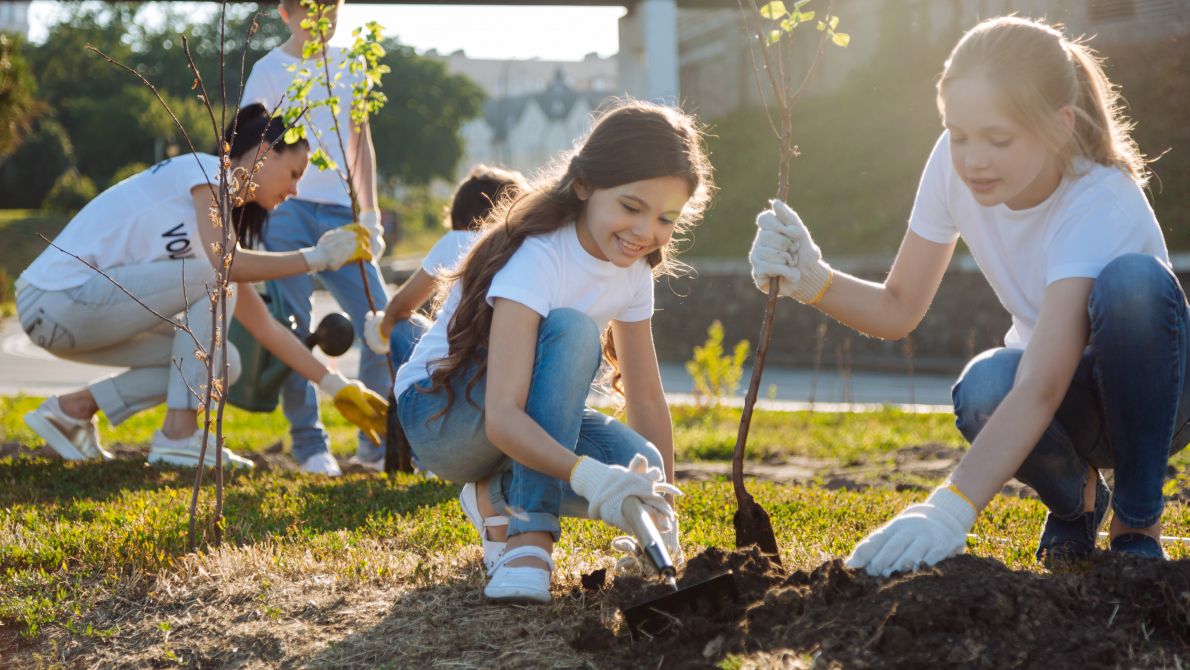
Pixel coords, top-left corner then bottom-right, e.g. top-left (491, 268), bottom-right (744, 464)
top-left (392, 100), bottom-right (714, 603)
top-left (361, 165), bottom-right (528, 394)
top-left (18, 104), bottom-right (385, 468)
top-left (242, 0), bottom-right (389, 475)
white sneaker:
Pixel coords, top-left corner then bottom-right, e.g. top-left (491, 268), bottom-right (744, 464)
top-left (147, 430), bottom-right (255, 469)
top-left (300, 451), bottom-right (343, 476)
top-left (347, 454), bottom-right (384, 472)
top-left (483, 546), bottom-right (554, 604)
top-left (24, 397), bottom-right (112, 461)
top-left (459, 482), bottom-right (509, 573)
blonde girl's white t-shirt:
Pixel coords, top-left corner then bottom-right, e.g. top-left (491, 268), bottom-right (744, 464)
top-left (908, 132), bottom-right (1169, 348)
top-left (392, 222), bottom-right (656, 398)
top-left (421, 230), bottom-right (481, 278)
top-left (20, 153), bottom-right (220, 291)
top-left (241, 46), bottom-right (367, 208)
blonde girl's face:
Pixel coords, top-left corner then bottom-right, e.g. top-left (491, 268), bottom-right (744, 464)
top-left (574, 176), bottom-right (691, 268)
top-left (248, 144), bottom-right (308, 210)
top-left (942, 76), bottom-right (1068, 210)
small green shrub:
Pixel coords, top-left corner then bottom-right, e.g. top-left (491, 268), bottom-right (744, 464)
top-left (42, 170), bottom-right (96, 212)
top-left (686, 320), bottom-right (750, 407)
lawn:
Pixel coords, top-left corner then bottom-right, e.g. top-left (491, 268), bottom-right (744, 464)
top-left (1, 397), bottom-right (1188, 668)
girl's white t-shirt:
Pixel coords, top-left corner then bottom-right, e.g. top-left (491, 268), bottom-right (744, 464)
top-left (421, 230), bottom-right (481, 278)
top-left (392, 222), bottom-right (656, 398)
top-left (21, 153), bottom-right (219, 291)
top-left (909, 132), bottom-right (1169, 348)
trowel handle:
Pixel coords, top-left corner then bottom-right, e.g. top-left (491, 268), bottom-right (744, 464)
top-left (622, 496), bottom-right (676, 580)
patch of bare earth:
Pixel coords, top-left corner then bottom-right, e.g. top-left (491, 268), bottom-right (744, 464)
top-left (2, 541), bottom-right (625, 669)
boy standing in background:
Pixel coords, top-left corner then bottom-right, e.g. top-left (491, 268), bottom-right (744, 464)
top-left (243, 0), bottom-right (389, 475)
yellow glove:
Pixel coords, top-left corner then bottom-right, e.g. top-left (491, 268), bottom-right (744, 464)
top-left (341, 223), bottom-right (374, 265)
top-left (318, 371), bottom-right (388, 445)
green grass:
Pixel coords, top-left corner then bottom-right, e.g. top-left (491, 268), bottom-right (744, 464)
top-left (2, 396), bottom-right (1189, 650)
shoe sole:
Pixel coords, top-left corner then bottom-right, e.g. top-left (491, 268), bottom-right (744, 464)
top-left (24, 411), bottom-right (88, 461)
top-left (482, 588), bottom-right (551, 604)
top-left (147, 450), bottom-right (254, 469)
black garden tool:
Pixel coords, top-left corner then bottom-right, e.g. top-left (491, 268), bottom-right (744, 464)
top-left (619, 497), bottom-right (741, 639)
top-left (732, 278), bottom-right (782, 562)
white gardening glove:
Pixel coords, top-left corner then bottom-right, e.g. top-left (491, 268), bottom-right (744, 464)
top-left (612, 516), bottom-right (686, 576)
top-left (846, 485), bottom-right (977, 577)
top-left (301, 224), bottom-right (372, 272)
top-left (359, 209), bottom-right (386, 258)
top-left (749, 199), bottom-right (833, 304)
top-left (570, 454), bottom-right (681, 534)
top-left (363, 310), bottom-right (389, 354)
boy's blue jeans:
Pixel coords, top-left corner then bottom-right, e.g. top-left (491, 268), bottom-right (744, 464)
top-left (396, 308), bottom-right (663, 541)
top-left (264, 198), bottom-right (390, 464)
top-left (952, 254), bottom-right (1190, 529)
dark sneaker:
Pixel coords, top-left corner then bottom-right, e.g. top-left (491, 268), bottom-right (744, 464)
top-left (1110, 533), bottom-right (1167, 559)
top-left (1036, 476), bottom-right (1111, 567)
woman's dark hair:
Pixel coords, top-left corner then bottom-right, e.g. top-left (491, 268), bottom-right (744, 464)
top-left (449, 165), bottom-right (528, 231)
top-left (220, 103), bottom-right (308, 248)
top-left (425, 99), bottom-right (714, 414)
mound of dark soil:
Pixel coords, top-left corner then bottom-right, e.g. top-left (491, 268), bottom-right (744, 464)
top-left (573, 546), bottom-right (1190, 669)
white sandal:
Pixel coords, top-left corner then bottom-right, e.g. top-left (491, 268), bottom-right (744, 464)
top-left (483, 545), bottom-right (554, 604)
top-left (459, 482), bottom-right (508, 573)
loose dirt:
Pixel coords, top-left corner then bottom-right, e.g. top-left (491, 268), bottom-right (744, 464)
top-left (573, 546), bottom-right (1190, 669)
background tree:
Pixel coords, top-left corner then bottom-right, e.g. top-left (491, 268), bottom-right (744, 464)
top-left (0, 33), bottom-right (40, 159)
top-left (372, 39), bottom-right (485, 188)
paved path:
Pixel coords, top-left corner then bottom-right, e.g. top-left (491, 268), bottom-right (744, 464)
top-left (0, 291), bottom-right (955, 412)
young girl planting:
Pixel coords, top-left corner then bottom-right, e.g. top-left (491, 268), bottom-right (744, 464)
top-left (392, 100), bottom-right (713, 602)
top-left (19, 104), bottom-right (384, 468)
top-left (750, 16), bottom-right (1180, 575)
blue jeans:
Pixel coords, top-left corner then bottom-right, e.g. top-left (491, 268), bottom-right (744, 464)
top-left (389, 314), bottom-right (432, 371)
top-left (396, 308), bottom-right (663, 540)
top-left (263, 198), bottom-right (390, 463)
top-left (952, 254), bottom-right (1190, 528)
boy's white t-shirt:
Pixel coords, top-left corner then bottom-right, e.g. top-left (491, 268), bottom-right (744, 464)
top-left (241, 46), bottom-right (366, 208)
top-left (392, 222), bottom-right (656, 398)
top-left (421, 230), bottom-right (481, 278)
top-left (21, 154), bottom-right (219, 291)
top-left (909, 132), bottom-right (1169, 348)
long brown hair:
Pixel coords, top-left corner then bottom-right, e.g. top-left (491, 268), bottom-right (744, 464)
top-left (425, 99), bottom-right (714, 411)
top-left (938, 16), bottom-right (1148, 185)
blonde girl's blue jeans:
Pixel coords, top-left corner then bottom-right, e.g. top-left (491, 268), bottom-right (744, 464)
top-left (396, 308), bottom-right (664, 541)
top-left (952, 254), bottom-right (1190, 530)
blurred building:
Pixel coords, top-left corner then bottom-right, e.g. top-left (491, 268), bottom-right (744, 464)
top-left (676, 0), bottom-right (1190, 120)
top-left (0, 1), bottom-right (30, 35)
top-left (430, 51), bottom-right (618, 180)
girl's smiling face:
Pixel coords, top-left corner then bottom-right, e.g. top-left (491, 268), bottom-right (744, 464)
top-left (574, 176), bottom-right (691, 267)
top-left (942, 75), bottom-right (1071, 210)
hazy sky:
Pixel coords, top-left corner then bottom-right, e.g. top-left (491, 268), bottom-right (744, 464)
top-left (27, 1), bottom-right (625, 61)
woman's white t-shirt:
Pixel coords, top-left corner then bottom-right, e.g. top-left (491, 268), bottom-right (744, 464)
top-left (908, 132), bottom-right (1169, 348)
top-left (392, 222), bottom-right (655, 398)
top-left (21, 153), bottom-right (219, 291)
top-left (421, 230), bottom-right (481, 278)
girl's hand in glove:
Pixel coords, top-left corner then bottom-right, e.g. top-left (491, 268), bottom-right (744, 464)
top-left (845, 485), bottom-right (977, 577)
top-left (363, 310), bottom-right (389, 354)
top-left (612, 516), bottom-right (685, 576)
top-left (317, 371), bottom-right (388, 445)
top-left (301, 224), bottom-right (373, 272)
top-left (569, 454), bottom-right (680, 534)
top-left (748, 199), bottom-right (833, 304)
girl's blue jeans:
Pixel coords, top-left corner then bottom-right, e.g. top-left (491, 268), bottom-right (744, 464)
top-left (396, 308), bottom-right (663, 541)
top-left (952, 254), bottom-right (1190, 529)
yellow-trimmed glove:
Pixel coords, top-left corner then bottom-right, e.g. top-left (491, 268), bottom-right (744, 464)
top-left (845, 484), bottom-right (977, 577)
top-left (301, 224), bottom-right (373, 272)
top-left (340, 222), bottom-right (374, 265)
top-left (359, 210), bottom-right (386, 258)
top-left (363, 310), bottom-right (389, 354)
top-left (318, 371), bottom-right (387, 445)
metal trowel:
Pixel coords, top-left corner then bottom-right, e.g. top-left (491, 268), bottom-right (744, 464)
top-left (619, 497), bottom-right (741, 639)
